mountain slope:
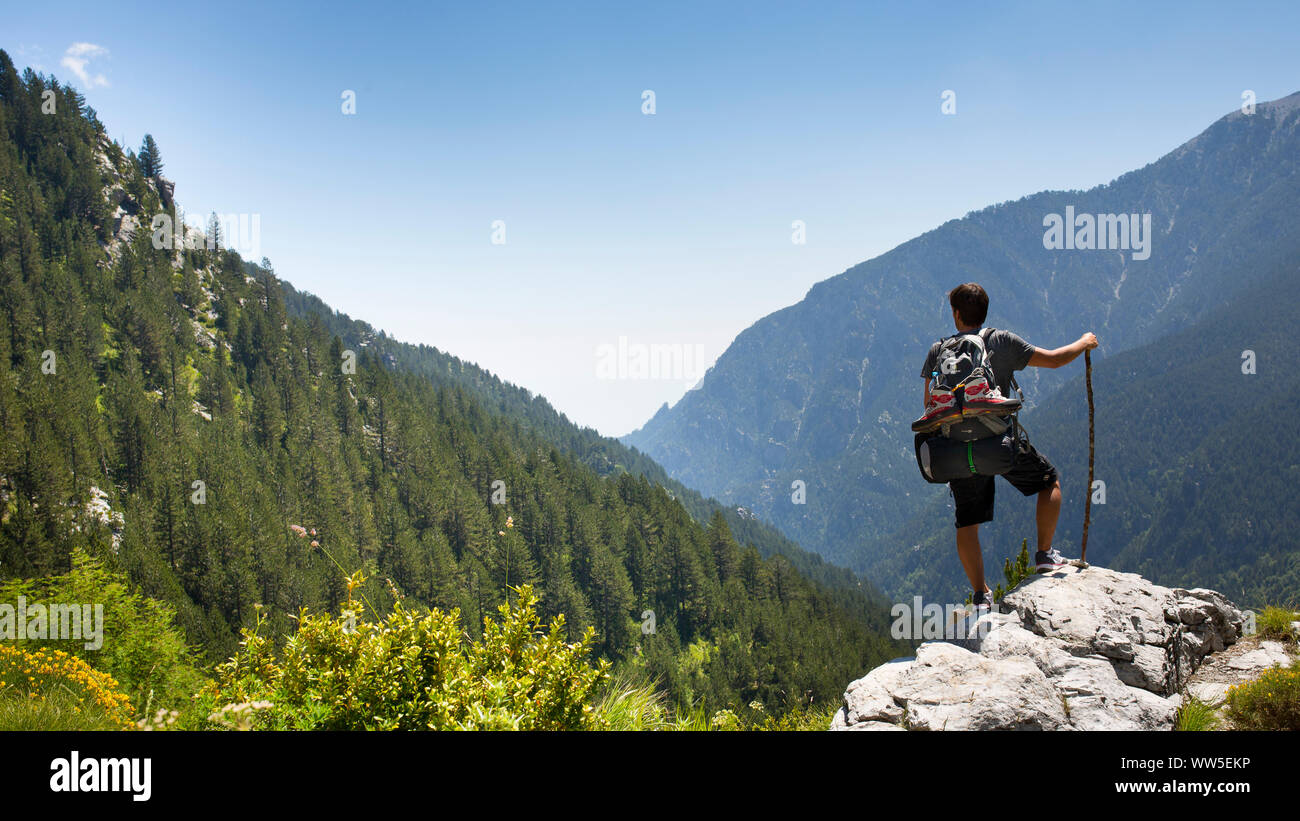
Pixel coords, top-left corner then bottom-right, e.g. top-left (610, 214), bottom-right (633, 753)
top-left (275, 276), bottom-right (892, 619)
top-left (624, 92), bottom-right (1300, 601)
top-left (0, 51), bottom-right (905, 715)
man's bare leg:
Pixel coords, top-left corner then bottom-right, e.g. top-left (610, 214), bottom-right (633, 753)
top-left (956, 523), bottom-right (987, 595)
top-left (1036, 478), bottom-right (1062, 551)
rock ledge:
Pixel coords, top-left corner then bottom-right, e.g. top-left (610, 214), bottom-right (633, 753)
top-left (831, 566), bottom-right (1246, 731)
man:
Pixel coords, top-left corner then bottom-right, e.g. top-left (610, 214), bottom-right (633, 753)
top-left (920, 283), bottom-right (1099, 609)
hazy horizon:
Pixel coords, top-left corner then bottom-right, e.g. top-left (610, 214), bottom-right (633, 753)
top-left (9, 0), bottom-right (1300, 435)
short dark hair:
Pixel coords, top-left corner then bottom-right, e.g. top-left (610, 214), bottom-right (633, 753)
top-left (948, 283), bottom-right (988, 326)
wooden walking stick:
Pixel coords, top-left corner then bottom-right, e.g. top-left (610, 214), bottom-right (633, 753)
top-left (1078, 349), bottom-right (1094, 568)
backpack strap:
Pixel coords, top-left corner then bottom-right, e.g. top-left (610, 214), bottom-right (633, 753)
top-left (979, 327), bottom-right (1030, 449)
top-left (977, 328), bottom-right (1026, 399)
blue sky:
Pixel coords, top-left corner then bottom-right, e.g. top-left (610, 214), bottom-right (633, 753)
top-left (7, 1), bottom-right (1300, 435)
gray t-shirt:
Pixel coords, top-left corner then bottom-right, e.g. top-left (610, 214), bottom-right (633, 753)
top-left (921, 328), bottom-right (1035, 399)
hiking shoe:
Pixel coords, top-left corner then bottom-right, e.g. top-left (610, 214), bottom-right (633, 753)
top-left (967, 589), bottom-right (993, 615)
top-left (958, 375), bottom-right (1022, 415)
top-left (1035, 547), bottom-right (1069, 573)
top-left (911, 390), bottom-right (961, 432)
top-left (950, 591), bottom-right (994, 642)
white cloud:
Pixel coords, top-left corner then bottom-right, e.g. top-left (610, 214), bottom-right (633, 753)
top-left (61, 42), bottom-right (110, 89)
top-left (15, 43), bottom-right (46, 72)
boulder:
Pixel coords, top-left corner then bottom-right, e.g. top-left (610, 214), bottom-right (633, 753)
top-left (999, 566), bottom-right (1243, 695)
top-left (832, 565), bottom-right (1246, 731)
top-left (832, 642), bottom-right (1067, 731)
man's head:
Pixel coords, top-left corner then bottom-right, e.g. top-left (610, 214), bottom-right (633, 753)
top-left (948, 282), bottom-right (988, 330)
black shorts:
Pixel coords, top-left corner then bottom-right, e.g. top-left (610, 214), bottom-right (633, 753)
top-left (948, 442), bottom-right (1058, 529)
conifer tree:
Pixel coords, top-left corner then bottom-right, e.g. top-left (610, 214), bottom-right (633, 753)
top-left (139, 133), bottom-right (163, 177)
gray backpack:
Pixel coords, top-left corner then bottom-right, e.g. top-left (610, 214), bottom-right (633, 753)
top-left (914, 329), bottom-right (1029, 483)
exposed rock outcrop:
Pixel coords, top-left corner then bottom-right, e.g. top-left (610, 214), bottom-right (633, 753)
top-left (155, 175), bottom-right (175, 210)
top-left (832, 565), bottom-right (1248, 731)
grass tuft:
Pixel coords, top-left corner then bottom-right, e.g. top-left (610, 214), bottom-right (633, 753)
top-left (1175, 696), bottom-right (1219, 731)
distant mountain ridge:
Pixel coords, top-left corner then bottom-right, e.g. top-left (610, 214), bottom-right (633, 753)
top-left (625, 92), bottom-right (1300, 604)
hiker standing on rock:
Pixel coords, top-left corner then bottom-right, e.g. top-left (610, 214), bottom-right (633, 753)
top-left (917, 283), bottom-right (1099, 611)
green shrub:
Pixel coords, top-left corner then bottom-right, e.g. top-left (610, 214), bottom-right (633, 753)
top-left (1256, 606), bottom-right (1298, 641)
top-left (965, 539), bottom-right (1032, 606)
top-left (0, 549), bottom-right (209, 719)
top-left (1223, 659), bottom-right (1300, 730)
top-left (708, 708), bottom-right (742, 730)
top-left (750, 701), bottom-right (839, 731)
top-left (209, 584), bottom-right (611, 730)
top-left (994, 539), bottom-right (1032, 603)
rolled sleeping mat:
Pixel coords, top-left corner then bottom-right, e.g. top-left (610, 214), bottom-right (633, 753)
top-left (915, 433), bottom-right (1016, 484)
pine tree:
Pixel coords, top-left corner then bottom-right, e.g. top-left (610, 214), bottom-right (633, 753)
top-left (706, 511), bottom-right (742, 583)
top-left (206, 211), bottom-right (221, 251)
top-left (586, 542), bottom-right (635, 657)
top-left (139, 133), bottom-right (163, 177)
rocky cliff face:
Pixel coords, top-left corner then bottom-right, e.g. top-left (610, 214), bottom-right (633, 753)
top-left (831, 566), bottom-right (1248, 730)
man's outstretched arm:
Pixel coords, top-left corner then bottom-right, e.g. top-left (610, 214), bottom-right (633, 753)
top-left (1027, 333), bottom-right (1099, 369)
